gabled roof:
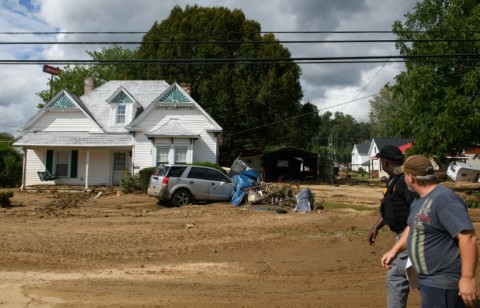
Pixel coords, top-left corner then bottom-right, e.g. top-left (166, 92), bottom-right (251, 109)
top-left (354, 140), bottom-right (371, 155)
top-left (145, 119), bottom-right (199, 138)
top-left (81, 80), bottom-right (170, 132)
top-left (371, 138), bottom-right (416, 151)
top-left (105, 86), bottom-right (142, 108)
top-left (19, 90), bottom-right (103, 132)
top-left (369, 138), bottom-right (416, 158)
top-left (127, 82), bottom-right (222, 132)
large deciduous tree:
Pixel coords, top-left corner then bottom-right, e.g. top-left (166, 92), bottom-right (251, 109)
top-left (137, 5), bottom-right (305, 152)
top-left (369, 83), bottom-right (412, 138)
top-left (392, 0), bottom-right (480, 162)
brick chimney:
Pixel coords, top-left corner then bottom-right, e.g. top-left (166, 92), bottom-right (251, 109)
top-left (180, 83), bottom-right (191, 95)
top-left (84, 76), bottom-right (96, 94)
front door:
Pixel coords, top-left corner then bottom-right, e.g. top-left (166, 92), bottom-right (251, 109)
top-left (112, 152), bottom-right (128, 185)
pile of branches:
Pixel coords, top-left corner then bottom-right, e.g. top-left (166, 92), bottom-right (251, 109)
top-left (244, 182), bottom-right (301, 207)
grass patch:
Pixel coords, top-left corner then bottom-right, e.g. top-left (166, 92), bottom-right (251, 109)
top-left (321, 202), bottom-right (376, 212)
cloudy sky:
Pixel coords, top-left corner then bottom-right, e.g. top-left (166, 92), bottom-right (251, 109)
top-left (0, 0), bottom-right (418, 136)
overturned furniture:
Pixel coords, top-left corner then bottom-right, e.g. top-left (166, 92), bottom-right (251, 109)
top-left (37, 170), bottom-right (57, 181)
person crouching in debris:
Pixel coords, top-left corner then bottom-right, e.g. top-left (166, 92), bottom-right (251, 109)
top-left (368, 145), bottom-right (418, 308)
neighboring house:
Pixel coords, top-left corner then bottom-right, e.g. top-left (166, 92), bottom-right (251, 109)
top-left (463, 147), bottom-right (480, 168)
top-left (13, 79), bottom-right (222, 189)
top-left (368, 138), bottom-right (416, 178)
top-left (350, 140), bottom-right (371, 171)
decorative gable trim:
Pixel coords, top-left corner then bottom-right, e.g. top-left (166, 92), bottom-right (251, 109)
top-left (48, 93), bottom-right (78, 110)
top-left (159, 87), bottom-right (190, 103)
top-left (111, 91), bottom-right (133, 104)
top-left (106, 87), bottom-right (137, 105)
top-left (152, 83), bottom-right (194, 109)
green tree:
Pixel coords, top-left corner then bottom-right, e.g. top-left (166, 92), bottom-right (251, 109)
top-left (287, 102), bottom-right (322, 150)
top-left (37, 45), bottom-right (138, 107)
top-left (369, 83), bottom-right (412, 138)
top-left (137, 5), bottom-right (305, 151)
top-left (0, 133), bottom-right (22, 187)
top-left (392, 0), bottom-right (480, 162)
top-left (313, 111), bottom-right (371, 163)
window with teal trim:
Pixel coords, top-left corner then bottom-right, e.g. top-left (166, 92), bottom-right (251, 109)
top-left (116, 105), bottom-right (126, 124)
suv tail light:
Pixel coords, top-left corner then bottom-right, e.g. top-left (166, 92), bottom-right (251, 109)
top-left (162, 176), bottom-right (169, 185)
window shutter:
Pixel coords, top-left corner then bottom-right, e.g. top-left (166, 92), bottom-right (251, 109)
top-left (46, 150), bottom-right (53, 173)
top-left (70, 150), bottom-right (78, 178)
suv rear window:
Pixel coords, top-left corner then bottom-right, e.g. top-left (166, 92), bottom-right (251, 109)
top-left (167, 166), bottom-right (187, 177)
top-left (153, 165), bottom-right (169, 176)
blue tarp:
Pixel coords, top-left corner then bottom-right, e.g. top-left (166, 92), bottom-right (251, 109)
top-left (230, 169), bottom-right (259, 206)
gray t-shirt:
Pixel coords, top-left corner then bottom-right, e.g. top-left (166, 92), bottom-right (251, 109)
top-left (407, 184), bottom-right (474, 289)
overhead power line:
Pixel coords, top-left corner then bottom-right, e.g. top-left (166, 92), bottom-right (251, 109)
top-left (233, 94), bottom-right (377, 136)
top-left (1, 39), bottom-right (479, 45)
top-left (0, 54), bottom-right (479, 65)
top-left (0, 31), bottom-right (405, 35)
top-left (2, 30), bottom-right (480, 35)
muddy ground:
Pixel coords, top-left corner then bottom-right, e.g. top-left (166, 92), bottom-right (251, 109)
top-left (0, 182), bottom-right (479, 307)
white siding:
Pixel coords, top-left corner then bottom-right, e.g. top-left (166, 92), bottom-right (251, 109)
top-left (24, 148), bottom-right (118, 187)
top-left (133, 132), bottom-right (156, 172)
top-left (139, 108), bottom-right (218, 163)
top-left (33, 111), bottom-right (100, 132)
top-left (84, 149), bottom-right (113, 185)
top-left (24, 149), bottom-right (47, 186)
top-left (466, 155), bottom-right (480, 167)
top-left (192, 131), bottom-right (217, 163)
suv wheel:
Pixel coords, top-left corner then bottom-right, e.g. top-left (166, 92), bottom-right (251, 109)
top-left (171, 189), bottom-right (192, 206)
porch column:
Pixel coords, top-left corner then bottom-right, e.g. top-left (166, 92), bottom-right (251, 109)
top-left (85, 149), bottom-right (90, 190)
top-left (21, 147), bottom-right (27, 191)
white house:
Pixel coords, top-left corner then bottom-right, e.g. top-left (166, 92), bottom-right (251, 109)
top-left (13, 79), bottom-right (222, 189)
top-left (368, 138), bottom-right (415, 177)
top-left (350, 140), bottom-right (371, 171)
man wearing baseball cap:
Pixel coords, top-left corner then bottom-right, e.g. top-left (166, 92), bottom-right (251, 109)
top-left (368, 145), bottom-right (418, 308)
top-left (381, 155), bottom-right (478, 307)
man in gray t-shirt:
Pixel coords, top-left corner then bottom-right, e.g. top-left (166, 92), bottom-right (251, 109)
top-left (407, 185), bottom-right (473, 289)
top-left (381, 155), bottom-right (478, 308)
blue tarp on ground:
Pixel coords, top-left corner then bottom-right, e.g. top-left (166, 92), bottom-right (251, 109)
top-left (230, 169), bottom-right (259, 206)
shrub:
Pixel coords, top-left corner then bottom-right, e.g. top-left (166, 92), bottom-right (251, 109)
top-left (119, 171), bottom-right (141, 194)
top-left (192, 161), bottom-right (225, 173)
top-left (138, 167), bottom-right (156, 193)
top-left (465, 190), bottom-right (480, 209)
top-left (0, 191), bottom-right (14, 207)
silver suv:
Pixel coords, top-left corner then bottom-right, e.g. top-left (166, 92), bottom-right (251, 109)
top-left (147, 165), bottom-right (235, 206)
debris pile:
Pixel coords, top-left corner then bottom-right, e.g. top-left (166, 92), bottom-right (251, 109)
top-left (228, 159), bottom-right (316, 212)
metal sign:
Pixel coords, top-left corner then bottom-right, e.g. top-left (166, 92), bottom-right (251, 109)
top-left (43, 64), bottom-right (60, 75)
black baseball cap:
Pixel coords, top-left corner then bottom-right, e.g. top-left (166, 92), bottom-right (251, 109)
top-left (376, 145), bottom-right (404, 162)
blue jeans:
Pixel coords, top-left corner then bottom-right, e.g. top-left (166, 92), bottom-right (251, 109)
top-left (419, 284), bottom-right (466, 308)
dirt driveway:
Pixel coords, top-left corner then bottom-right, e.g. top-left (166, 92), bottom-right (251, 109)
top-left (0, 183), bottom-right (478, 307)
